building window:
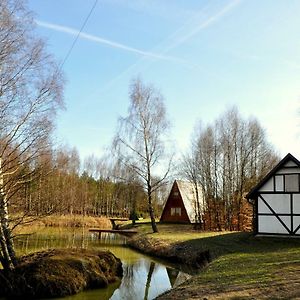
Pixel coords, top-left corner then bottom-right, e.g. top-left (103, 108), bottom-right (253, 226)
top-left (171, 207), bottom-right (181, 216)
top-left (173, 191), bottom-right (179, 196)
top-left (285, 174), bottom-right (299, 192)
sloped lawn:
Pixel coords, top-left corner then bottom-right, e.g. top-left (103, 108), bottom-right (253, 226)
top-left (133, 223), bottom-right (300, 299)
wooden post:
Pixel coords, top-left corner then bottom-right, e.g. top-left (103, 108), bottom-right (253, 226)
top-left (110, 219), bottom-right (116, 229)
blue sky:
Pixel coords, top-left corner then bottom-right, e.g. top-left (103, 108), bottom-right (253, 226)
top-left (28, 0), bottom-right (300, 160)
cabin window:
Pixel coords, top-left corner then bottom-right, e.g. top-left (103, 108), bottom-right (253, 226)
top-left (285, 174), bottom-right (299, 192)
top-left (173, 191), bottom-right (179, 196)
top-left (171, 207), bottom-right (181, 216)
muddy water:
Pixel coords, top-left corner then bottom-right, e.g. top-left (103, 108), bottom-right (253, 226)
top-left (11, 227), bottom-right (191, 300)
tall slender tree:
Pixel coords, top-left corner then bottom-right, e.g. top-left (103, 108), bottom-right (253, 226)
top-left (113, 77), bottom-right (172, 233)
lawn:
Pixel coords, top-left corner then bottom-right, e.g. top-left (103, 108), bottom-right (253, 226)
top-left (133, 222), bottom-right (300, 299)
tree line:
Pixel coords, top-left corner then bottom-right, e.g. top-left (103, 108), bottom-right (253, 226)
top-left (15, 148), bottom-right (150, 219)
top-left (181, 108), bottom-right (278, 231)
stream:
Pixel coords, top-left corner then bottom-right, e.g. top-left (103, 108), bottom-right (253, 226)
top-left (11, 227), bottom-right (191, 300)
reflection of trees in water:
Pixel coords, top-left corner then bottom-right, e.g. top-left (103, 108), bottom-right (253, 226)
top-left (90, 232), bottom-right (127, 245)
top-left (122, 263), bottom-right (135, 289)
top-left (115, 260), bottom-right (156, 300)
top-left (80, 226), bottom-right (85, 248)
top-left (121, 258), bottom-right (146, 287)
top-left (112, 263), bottom-right (136, 300)
top-left (144, 261), bottom-right (155, 300)
top-left (14, 230), bottom-right (129, 255)
top-left (15, 229), bottom-right (84, 254)
top-left (71, 229), bottom-right (76, 247)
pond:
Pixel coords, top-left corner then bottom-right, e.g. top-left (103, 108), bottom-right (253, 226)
top-left (10, 227), bottom-right (191, 300)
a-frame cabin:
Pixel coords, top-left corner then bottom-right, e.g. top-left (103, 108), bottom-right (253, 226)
top-left (246, 153), bottom-right (300, 236)
top-left (160, 180), bottom-right (202, 223)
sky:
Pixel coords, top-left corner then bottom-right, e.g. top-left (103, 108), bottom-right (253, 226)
top-left (27, 0), bottom-right (300, 161)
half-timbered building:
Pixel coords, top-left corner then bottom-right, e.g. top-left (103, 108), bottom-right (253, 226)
top-left (246, 153), bottom-right (300, 236)
top-left (160, 180), bottom-right (203, 223)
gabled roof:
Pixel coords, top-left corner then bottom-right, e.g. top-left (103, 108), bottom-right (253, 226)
top-left (176, 180), bottom-right (198, 223)
top-left (246, 153), bottom-right (300, 199)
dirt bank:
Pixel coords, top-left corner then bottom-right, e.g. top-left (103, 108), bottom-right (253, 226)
top-left (128, 235), bottom-right (210, 270)
top-left (0, 248), bottom-right (122, 298)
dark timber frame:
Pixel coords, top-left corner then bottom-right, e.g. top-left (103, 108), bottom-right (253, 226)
top-left (246, 153), bottom-right (300, 236)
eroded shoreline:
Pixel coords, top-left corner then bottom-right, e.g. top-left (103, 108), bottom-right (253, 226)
top-left (128, 235), bottom-right (211, 270)
top-left (0, 249), bottom-right (123, 299)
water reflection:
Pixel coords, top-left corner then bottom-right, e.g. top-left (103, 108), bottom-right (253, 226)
top-left (12, 228), bottom-right (191, 300)
top-left (111, 260), bottom-right (174, 300)
top-left (144, 261), bottom-right (155, 300)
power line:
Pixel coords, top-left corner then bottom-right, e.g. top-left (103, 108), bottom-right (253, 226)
top-left (60, 0), bottom-right (98, 70)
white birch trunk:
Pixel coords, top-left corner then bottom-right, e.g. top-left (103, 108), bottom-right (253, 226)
top-left (0, 158), bottom-right (16, 269)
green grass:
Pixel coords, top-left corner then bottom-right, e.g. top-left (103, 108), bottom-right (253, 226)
top-left (135, 222), bottom-right (233, 244)
top-left (134, 222), bottom-right (300, 298)
top-left (187, 240), bottom-right (300, 298)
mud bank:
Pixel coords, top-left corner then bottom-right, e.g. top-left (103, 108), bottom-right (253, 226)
top-left (0, 249), bottom-right (122, 299)
top-left (128, 235), bottom-right (211, 270)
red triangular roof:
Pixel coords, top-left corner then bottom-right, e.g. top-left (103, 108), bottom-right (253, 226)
top-left (160, 180), bottom-right (197, 223)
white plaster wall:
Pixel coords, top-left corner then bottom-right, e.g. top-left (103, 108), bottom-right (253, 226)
top-left (293, 216), bottom-right (300, 234)
top-left (277, 168), bottom-right (300, 174)
top-left (258, 198), bottom-right (271, 214)
top-left (283, 161), bottom-right (298, 167)
top-left (258, 194), bottom-right (290, 214)
top-left (258, 216), bottom-right (290, 234)
top-left (293, 194), bottom-right (300, 214)
top-left (259, 178), bottom-right (274, 192)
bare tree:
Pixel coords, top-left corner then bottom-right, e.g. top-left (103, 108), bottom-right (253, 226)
top-left (181, 131), bottom-right (204, 229)
top-left (0, 0), bottom-right (64, 269)
top-left (184, 107), bottom-right (278, 231)
top-left (113, 77), bottom-right (172, 233)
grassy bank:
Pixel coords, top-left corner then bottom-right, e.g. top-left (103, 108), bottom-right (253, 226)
top-left (130, 223), bottom-right (300, 299)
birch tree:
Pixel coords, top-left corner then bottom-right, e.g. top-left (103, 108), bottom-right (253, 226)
top-left (184, 107), bottom-right (278, 231)
top-left (114, 78), bottom-right (172, 233)
top-left (0, 0), bottom-right (64, 269)
top-left (181, 142), bottom-right (204, 228)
